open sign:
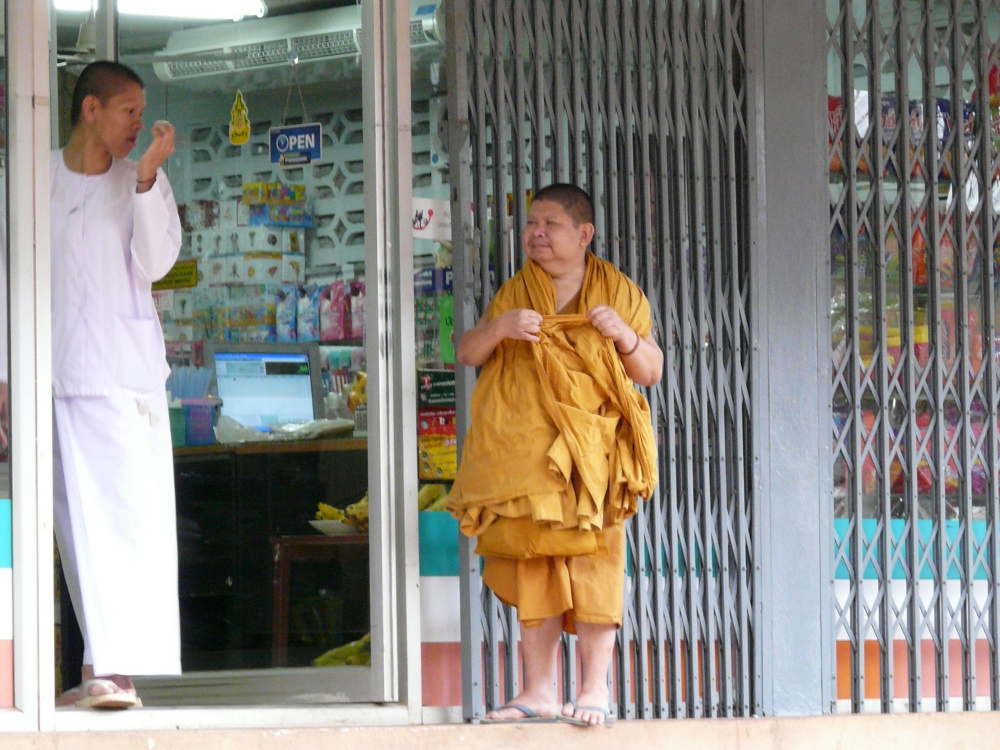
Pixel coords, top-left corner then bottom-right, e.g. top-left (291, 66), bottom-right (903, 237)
top-left (269, 122), bottom-right (323, 166)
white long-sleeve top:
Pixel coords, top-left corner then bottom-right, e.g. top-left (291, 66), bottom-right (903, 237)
top-left (50, 151), bottom-right (182, 397)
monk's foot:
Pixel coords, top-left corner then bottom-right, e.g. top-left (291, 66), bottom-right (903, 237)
top-left (101, 674), bottom-right (137, 695)
top-left (484, 694), bottom-right (558, 722)
top-left (57, 673), bottom-right (139, 709)
top-left (561, 692), bottom-right (614, 726)
top-left (56, 684), bottom-right (84, 706)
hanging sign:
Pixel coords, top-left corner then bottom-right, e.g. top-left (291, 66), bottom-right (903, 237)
top-left (269, 122), bottom-right (322, 166)
top-left (412, 197), bottom-right (451, 242)
top-left (152, 259), bottom-right (199, 291)
top-left (229, 90), bottom-right (250, 146)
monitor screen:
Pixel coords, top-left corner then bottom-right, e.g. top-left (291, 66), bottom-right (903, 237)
top-left (204, 342), bottom-right (324, 429)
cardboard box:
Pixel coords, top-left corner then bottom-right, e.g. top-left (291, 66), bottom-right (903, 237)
top-left (246, 226), bottom-right (282, 252)
top-left (282, 252), bottom-right (306, 284)
top-left (283, 227), bottom-right (307, 255)
top-left (244, 251), bottom-right (283, 283)
top-left (242, 181), bottom-right (306, 204)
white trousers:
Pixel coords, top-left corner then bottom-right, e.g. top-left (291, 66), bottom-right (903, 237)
top-left (53, 388), bottom-right (181, 676)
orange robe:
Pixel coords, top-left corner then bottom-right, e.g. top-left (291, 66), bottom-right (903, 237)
top-left (447, 253), bottom-right (657, 629)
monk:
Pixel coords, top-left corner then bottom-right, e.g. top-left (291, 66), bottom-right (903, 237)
top-left (447, 183), bottom-right (661, 726)
top-left (51, 61), bottom-right (182, 709)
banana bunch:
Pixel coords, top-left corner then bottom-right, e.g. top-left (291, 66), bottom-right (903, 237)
top-left (347, 371), bottom-right (368, 413)
top-left (312, 632), bottom-right (371, 667)
top-left (344, 494), bottom-right (369, 532)
top-left (418, 483), bottom-right (450, 512)
top-left (315, 502), bottom-right (345, 522)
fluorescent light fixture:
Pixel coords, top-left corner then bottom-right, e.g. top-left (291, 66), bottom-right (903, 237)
top-left (53, 0), bottom-right (268, 21)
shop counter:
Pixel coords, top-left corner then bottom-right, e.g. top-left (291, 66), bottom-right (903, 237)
top-left (171, 436), bottom-right (370, 671)
top-left (173, 435), bottom-right (367, 458)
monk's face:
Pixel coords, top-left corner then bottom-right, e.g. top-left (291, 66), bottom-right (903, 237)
top-left (523, 199), bottom-right (595, 277)
top-left (85, 81), bottom-right (146, 160)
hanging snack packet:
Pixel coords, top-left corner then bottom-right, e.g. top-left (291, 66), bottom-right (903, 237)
top-left (320, 281), bottom-right (347, 341)
top-left (276, 284), bottom-right (297, 342)
top-left (349, 280), bottom-right (366, 340)
top-left (297, 283), bottom-right (321, 342)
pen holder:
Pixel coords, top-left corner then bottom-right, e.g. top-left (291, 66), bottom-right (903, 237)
top-left (182, 398), bottom-right (216, 446)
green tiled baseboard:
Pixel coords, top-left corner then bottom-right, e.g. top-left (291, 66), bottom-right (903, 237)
top-left (0, 499), bottom-right (9, 569)
top-left (418, 511), bottom-right (460, 577)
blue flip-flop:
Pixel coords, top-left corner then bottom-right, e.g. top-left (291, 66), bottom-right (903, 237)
top-left (481, 703), bottom-right (558, 723)
top-left (557, 699), bottom-right (617, 726)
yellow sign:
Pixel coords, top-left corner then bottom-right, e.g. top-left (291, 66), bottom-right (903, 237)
top-left (229, 90), bottom-right (250, 146)
top-left (152, 259), bottom-right (198, 291)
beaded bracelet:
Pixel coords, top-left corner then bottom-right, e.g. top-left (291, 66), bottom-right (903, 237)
top-left (619, 330), bottom-right (641, 356)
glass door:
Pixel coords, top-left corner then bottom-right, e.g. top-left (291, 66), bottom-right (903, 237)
top-left (0, 0), bottom-right (11, 711)
top-left (48, 0), bottom-right (425, 709)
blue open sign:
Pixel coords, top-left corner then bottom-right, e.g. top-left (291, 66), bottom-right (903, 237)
top-left (269, 122), bottom-right (322, 166)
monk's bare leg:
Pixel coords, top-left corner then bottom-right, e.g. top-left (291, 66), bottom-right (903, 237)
top-left (562, 622), bottom-right (617, 725)
top-left (483, 616), bottom-right (562, 720)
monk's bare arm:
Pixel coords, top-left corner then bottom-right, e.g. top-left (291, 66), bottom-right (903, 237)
top-left (587, 305), bottom-right (664, 387)
top-left (618, 333), bottom-right (663, 386)
top-left (455, 308), bottom-right (543, 367)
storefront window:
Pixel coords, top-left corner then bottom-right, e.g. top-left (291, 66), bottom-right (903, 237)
top-left (49, 0), bottom-right (414, 707)
top-left (828, 13), bottom-right (991, 522)
top-left (828, 1), bottom-right (1000, 710)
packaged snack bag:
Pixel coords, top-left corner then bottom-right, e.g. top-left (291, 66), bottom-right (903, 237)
top-left (320, 281), bottom-right (347, 341)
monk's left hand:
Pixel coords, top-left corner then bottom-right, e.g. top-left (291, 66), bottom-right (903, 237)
top-left (588, 305), bottom-right (634, 350)
top-left (136, 120), bottom-right (176, 183)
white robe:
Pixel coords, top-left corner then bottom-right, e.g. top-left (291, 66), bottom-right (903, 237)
top-left (50, 151), bottom-right (182, 676)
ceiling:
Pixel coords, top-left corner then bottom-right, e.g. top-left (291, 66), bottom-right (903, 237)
top-left (50, 0), bottom-right (450, 98)
top-left (55, 0), bottom-right (360, 56)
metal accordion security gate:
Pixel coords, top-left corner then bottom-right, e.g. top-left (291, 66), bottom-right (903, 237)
top-left (445, 0), bottom-right (758, 720)
top-left (828, 0), bottom-right (1000, 713)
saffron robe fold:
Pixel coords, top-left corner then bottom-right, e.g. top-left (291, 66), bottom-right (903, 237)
top-left (447, 253), bottom-right (657, 559)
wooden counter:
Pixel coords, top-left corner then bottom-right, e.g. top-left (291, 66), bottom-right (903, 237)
top-left (170, 434), bottom-right (369, 670)
top-left (174, 436), bottom-right (367, 457)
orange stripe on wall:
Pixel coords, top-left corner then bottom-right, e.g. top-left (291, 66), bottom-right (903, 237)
top-left (421, 642), bottom-right (462, 707)
top-left (0, 640), bottom-right (12, 708)
top-left (424, 638), bottom-right (998, 707)
top-left (837, 639), bottom-right (996, 700)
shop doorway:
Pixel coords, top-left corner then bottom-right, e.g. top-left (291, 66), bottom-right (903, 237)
top-left (49, 0), bottom-right (430, 708)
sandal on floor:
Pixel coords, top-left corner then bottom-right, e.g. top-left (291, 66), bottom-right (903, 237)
top-left (72, 678), bottom-right (139, 710)
top-left (557, 699), bottom-right (616, 726)
top-left (481, 703), bottom-right (557, 723)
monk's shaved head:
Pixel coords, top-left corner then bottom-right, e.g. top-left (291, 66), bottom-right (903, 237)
top-left (70, 61), bottom-right (144, 127)
top-left (531, 184), bottom-right (595, 227)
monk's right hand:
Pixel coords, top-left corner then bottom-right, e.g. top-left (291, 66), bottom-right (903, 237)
top-left (495, 308), bottom-right (543, 342)
top-left (136, 120), bottom-right (176, 183)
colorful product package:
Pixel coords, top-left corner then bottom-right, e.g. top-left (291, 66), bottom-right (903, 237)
top-left (297, 283), bottom-right (321, 342)
top-left (320, 281), bottom-right (348, 341)
top-left (276, 284), bottom-right (297, 342)
top-left (417, 407), bottom-right (456, 480)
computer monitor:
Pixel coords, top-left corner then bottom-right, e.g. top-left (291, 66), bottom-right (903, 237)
top-left (203, 341), bottom-right (325, 429)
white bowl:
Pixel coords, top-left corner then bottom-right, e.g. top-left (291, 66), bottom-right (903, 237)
top-left (309, 519), bottom-right (355, 536)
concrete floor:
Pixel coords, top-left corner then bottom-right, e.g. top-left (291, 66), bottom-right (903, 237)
top-left (2, 710), bottom-right (1000, 749)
